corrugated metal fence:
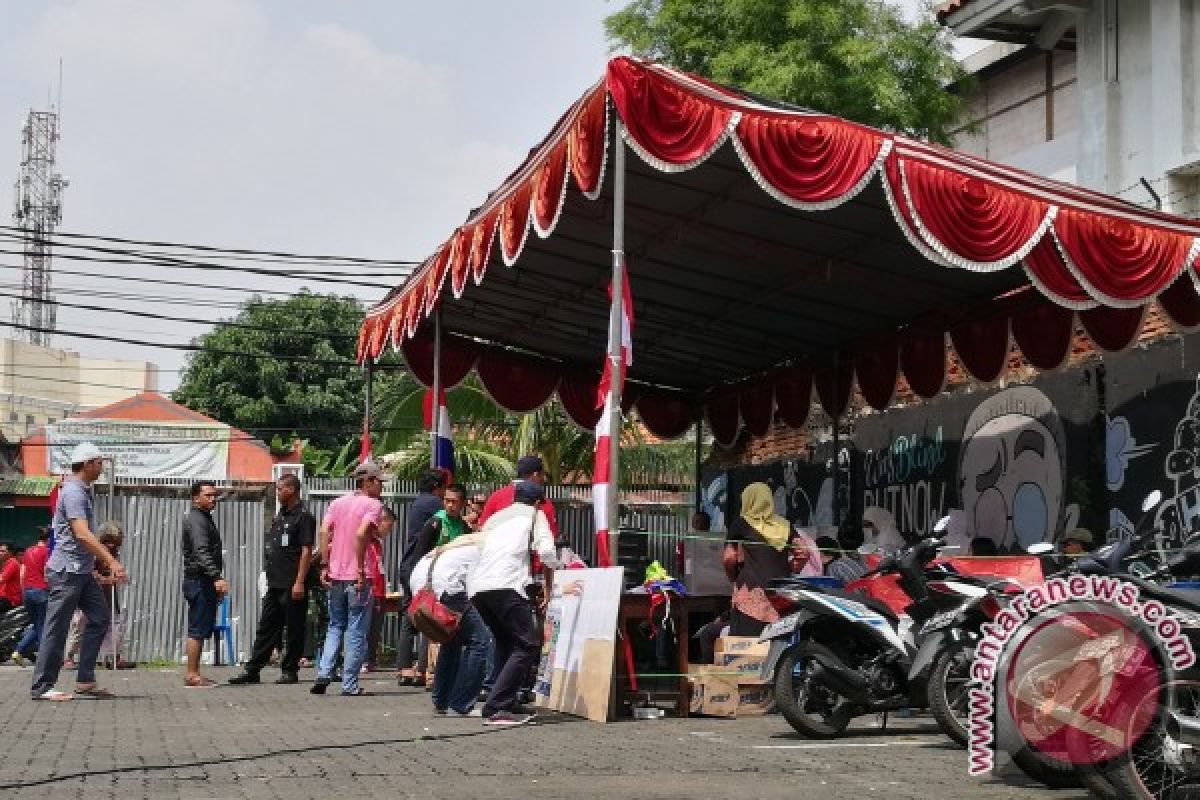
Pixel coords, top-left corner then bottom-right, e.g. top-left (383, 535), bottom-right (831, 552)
top-left (107, 477), bottom-right (691, 663)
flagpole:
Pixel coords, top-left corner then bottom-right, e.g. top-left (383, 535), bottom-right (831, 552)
top-left (431, 309), bottom-right (442, 469)
top-left (363, 361), bottom-right (373, 461)
top-left (604, 120), bottom-right (627, 567)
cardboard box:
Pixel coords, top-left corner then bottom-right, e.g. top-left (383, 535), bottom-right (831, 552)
top-left (714, 638), bottom-right (770, 678)
top-left (688, 664), bottom-right (737, 718)
top-left (715, 636), bottom-right (770, 657)
top-left (736, 682), bottom-right (775, 716)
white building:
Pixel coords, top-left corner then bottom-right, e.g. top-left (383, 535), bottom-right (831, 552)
top-left (941, 0), bottom-right (1200, 216)
top-left (0, 336), bottom-right (158, 440)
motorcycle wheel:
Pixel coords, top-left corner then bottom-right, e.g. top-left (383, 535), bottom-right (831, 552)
top-left (774, 641), bottom-right (854, 739)
top-left (1009, 745), bottom-right (1084, 789)
top-left (1096, 681), bottom-right (1200, 800)
top-left (928, 646), bottom-right (971, 748)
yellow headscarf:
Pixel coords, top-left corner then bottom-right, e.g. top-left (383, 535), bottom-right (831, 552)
top-left (740, 482), bottom-right (791, 551)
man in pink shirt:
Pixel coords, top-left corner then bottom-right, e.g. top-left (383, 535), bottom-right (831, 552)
top-left (311, 461), bottom-right (383, 696)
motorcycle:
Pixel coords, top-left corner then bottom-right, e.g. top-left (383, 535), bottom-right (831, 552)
top-left (759, 529), bottom-right (948, 738)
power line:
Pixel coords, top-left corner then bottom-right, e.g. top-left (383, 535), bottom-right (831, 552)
top-left (0, 224), bottom-right (421, 267)
top-left (0, 240), bottom-right (410, 289)
top-left (0, 289), bottom-right (357, 340)
top-left (1, 319), bottom-right (362, 366)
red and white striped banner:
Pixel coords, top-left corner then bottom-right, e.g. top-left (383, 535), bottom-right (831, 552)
top-left (593, 267), bottom-right (633, 567)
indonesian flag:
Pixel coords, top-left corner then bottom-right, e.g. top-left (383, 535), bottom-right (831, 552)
top-left (423, 389), bottom-right (456, 480)
top-left (593, 266), bottom-right (633, 567)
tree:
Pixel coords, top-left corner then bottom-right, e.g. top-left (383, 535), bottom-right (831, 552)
top-left (173, 292), bottom-right (368, 450)
top-left (605, 0), bottom-right (968, 144)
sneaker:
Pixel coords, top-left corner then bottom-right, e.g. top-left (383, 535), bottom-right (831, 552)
top-left (228, 672), bottom-right (260, 685)
top-left (274, 672), bottom-right (299, 685)
top-left (483, 711), bottom-right (534, 727)
top-left (452, 707), bottom-right (482, 718)
top-left (309, 679), bottom-right (330, 695)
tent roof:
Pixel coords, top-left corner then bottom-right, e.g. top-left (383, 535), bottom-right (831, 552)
top-left (360, 57), bottom-right (1200, 445)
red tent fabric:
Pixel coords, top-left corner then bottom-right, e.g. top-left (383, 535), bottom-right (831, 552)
top-left (360, 56), bottom-right (1200, 443)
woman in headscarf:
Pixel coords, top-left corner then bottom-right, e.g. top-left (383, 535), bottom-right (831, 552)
top-left (722, 482), bottom-right (795, 637)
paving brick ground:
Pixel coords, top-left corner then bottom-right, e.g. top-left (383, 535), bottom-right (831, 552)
top-left (0, 665), bottom-right (1087, 800)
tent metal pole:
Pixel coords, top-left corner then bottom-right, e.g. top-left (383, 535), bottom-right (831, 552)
top-left (431, 309), bottom-right (442, 469)
top-left (693, 412), bottom-right (704, 511)
top-left (831, 352), bottom-right (840, 528)
top-left (605, 120), bottom-right (627, 565)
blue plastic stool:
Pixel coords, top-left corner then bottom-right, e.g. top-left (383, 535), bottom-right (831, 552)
top-left (212, 596), bottom-right (234, 666)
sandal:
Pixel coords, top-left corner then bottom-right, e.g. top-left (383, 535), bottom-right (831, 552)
top-left (184, 677), bottom-right (217, 689)
top-left (33, 689), bottom-right (73, 702)
top-left (74, 685), bottom-right (116, 699)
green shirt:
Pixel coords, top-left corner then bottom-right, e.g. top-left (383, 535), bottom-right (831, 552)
top-left (434, 510), bottom-right (466, 546)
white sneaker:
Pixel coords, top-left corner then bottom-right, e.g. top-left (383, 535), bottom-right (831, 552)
top-left (453, 707), bottom-right (482, 718)
top-left (483, 711), bottom-right (534, 727)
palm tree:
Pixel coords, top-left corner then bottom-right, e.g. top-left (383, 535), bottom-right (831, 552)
top-left (368, 371), bottom-right (701, 489)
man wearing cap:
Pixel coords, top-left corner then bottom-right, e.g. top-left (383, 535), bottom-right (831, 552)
top-left (477, 455), bottom-right (560, 538)
top-left (311, 461), bottom-right (383, 696)
top-left (1062, 528), bottom-right (1095, 556)
top-left (440, 480), bottom-right (562, 726)
top-left (31, 443), bottom-right (128, 701)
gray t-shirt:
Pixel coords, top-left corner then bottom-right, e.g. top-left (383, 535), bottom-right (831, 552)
top-left (47, 478), bottom-right (96, 575)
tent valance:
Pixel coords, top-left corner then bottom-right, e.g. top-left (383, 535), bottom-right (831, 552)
top-left (361, 56), bottom-right (1200, 445)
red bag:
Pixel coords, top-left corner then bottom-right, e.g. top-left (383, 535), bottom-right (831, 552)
top-left (406, 550), bottom-right (462, 644)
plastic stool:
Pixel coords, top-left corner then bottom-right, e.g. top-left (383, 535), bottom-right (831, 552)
top-left (212, 596), bottom-right (234, 666)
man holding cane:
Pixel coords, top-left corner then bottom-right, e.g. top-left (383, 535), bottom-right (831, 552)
top-left (182, 480), bottom-right (228, 689)
top-left (30, 443), bottom-right (128, 701)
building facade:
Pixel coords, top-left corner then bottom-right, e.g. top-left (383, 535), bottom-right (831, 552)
top-left (0, 336), bottom-right (158, 440)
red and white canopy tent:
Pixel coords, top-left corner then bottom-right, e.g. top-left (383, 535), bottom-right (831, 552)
top-left (358, 56), bottom-right (1200, 563)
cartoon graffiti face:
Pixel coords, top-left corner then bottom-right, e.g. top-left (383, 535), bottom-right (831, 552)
top-left (959, 413), bottom-right (1063, 550)
top-left (1167, 416), bottom-right (1200, 494)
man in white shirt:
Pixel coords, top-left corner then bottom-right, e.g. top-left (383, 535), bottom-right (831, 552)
top-left (441, 481), bottom-right (560, 726)
top-left (408, 543), bottom-right (487, 716)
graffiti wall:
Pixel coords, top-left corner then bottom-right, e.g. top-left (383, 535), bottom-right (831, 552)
top-left (1106, 338), bottom-right (1200, 551)
top-left (722, 367), bottom-right (1101, 553)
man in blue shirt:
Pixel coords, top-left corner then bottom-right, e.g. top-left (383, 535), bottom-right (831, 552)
top-left (30, 443), bottom-right (128, 701)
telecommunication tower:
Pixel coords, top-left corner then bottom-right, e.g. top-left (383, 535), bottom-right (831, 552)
top-left (11, 108), bottom-right (68, 346)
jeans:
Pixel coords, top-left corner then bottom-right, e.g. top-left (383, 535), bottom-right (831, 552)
top-left (317, 581), bottom-right (371, 694)
top-left (432, 604), bottom-right (488, 714)
top-left (472, 589), bottom-right (539, 717)
top-left (16, 588), bottom-right (48, 657)
top-left (245, 587), bottom-right (308, 674)
top-left (31, 570), bottom-right (110, 697)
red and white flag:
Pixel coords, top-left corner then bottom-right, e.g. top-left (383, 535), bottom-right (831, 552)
top-left (593, 267), bottom-right (633, 567)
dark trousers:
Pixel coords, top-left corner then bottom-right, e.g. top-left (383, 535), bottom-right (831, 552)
top-left (245, 587), bottom-right (308, 674)
top-left (472, 589), bottom-right (539, 717)
top-left (366, 596), bottom-right (385, 669)
top-left (31, 570), bottom-right (109, 697)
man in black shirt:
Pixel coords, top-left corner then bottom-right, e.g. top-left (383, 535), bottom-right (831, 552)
top-left (230, 474), bottom-right (316, 685)
top-left (182, 481), bottom-right (227, 689)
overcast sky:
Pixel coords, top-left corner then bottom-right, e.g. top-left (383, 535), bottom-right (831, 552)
top-left (0, 0), bottom-right (971, 393)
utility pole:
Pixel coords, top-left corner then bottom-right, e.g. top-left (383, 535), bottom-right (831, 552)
top-left (11, 107), bottom-right (67, 346)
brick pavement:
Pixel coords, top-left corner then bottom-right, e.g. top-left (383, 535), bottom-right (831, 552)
top-left (0, 666), bottom-right (1086, 800)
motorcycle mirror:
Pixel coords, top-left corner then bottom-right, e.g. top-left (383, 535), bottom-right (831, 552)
top-left (933, 515), bottom-right (952, 534)
top-left (1027, 542), bottom-right (1055, 556)
top-left (1142, 490), bottom-right (1164, 514)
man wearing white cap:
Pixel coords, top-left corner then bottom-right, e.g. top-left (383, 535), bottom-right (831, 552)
top-left (31, 443), bottom-right (127, 701)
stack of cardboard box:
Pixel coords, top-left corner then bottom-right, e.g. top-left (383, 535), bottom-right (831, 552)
top-left (688, 636), bottom-right (775, 717)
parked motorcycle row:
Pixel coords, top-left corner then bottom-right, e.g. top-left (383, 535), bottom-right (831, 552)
top-left (757, 491), bottom-right (1200, 800)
